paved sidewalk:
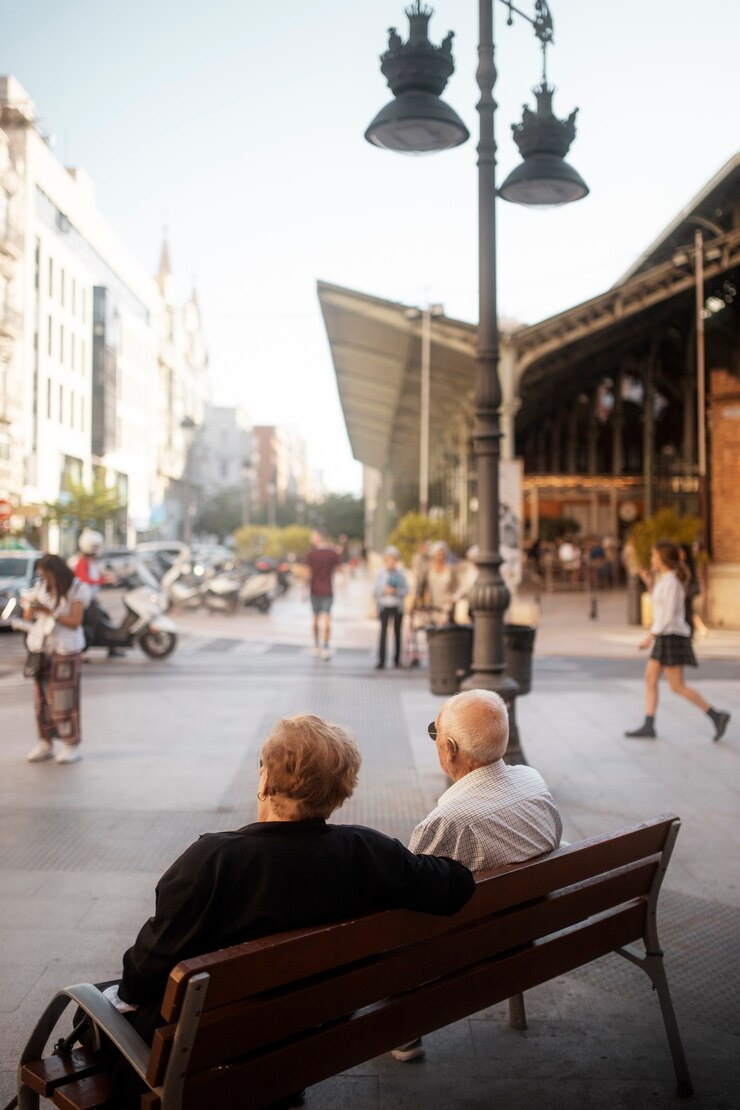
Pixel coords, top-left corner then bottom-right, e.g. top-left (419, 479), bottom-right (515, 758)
top-left (1, 573), bottom-right (738, 1107)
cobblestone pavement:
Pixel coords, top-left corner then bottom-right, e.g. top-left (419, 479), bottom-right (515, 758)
top-left (1, 573), bottom-right (738, 1107)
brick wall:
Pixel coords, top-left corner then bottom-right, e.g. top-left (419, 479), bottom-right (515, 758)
top-left (710, 369), bottom-right (740, 561)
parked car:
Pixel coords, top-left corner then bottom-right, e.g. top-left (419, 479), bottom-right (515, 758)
top-left (0, 550), bottom-right (42, 629)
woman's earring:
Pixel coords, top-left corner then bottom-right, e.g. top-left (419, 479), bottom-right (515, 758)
top-left (257, 789), bottom-right (267, 801)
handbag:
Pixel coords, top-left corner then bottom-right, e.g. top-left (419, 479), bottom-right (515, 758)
top-left (23, 611), bottom-right (57, 680)
top-left (23, 651), bottom-right (45, 679)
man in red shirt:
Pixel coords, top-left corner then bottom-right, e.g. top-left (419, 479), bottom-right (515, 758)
top-left (303, 530), bottom-right (342, 660)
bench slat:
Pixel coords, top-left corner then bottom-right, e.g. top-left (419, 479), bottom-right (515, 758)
top-left (19, 1051), bottom-right (102, 1097)
top-left (162, 815), bottom-right (675, 1020)
top-left (149, 857), bottom-right (655, 1084)
top-left (51, 1072), bottom-right (111, 1110)
top-left (179, 903), bottom-right (645, 1110)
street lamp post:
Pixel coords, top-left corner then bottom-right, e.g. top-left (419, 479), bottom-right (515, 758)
top-left (366, 0), bottom-right (588, 752)
top-left (406, 303), bottom-right (444, 515)
top-left (241, 459), bottom-right (255, 528)
top-left (180, 416), bottom-right (197, 545)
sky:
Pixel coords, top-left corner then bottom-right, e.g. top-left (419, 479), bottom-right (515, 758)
top-left (2, 0), bottom-right (738, 494)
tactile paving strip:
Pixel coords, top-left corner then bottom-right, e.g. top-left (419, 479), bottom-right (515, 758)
top-left (217, 677), bottom-right (429, 840)
top-left (568, 888), bottom-right (739, 1026)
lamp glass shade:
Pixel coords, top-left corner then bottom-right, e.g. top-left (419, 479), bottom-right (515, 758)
top-left (499, 154), bottom-right (589, 206)
top-left (365, 92), bottom-right (469, 154)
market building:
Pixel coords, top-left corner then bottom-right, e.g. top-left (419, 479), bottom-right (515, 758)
top-left (320, 153), bottom-right (740, 625)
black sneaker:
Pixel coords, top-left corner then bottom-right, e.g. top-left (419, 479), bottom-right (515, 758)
top-left (712, 711), bottom-right (730, 742)
top-left (624, 724), bottom-right (656, 739)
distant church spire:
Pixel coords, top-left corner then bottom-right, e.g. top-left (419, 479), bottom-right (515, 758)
top-left (156, 228), bottom-right (174, 300)
top-left (158, 229), bottom-right (172, 279)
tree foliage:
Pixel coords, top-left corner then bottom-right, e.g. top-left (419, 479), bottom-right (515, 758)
top-left (233, 524), bottom-right (312, 560)
top-left (310, 493), bottom-right (364, 540)
top-left (630, 509), bottom-right (702, 568)
top-left (387, 512), bottom-right (460, 566)
top-left (44, 478), bottom-right (127, 532)
top-left (193, 488), bottom-right (243, 541)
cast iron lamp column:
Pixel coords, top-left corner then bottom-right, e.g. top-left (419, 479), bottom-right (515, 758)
top-left (180, 415), bottom-right (197, 545)
top-left (366, 1), bottom-right (588, 751)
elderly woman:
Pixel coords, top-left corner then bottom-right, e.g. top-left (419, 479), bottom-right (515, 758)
top-left (416, 540), bottom-right (459, 626)
top-left (102, 714), bottom-right (474, 1062)
top-left (373, 545), bottom-right (409, 669)
top-left (24, 553), bottom-right (90, 765)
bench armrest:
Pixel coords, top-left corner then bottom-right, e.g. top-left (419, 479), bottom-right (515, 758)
top-left (19, 983), bottom-right (150, 1082)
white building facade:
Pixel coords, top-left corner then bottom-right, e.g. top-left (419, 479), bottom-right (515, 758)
top-left (0, 75), bottom-right (211, 549)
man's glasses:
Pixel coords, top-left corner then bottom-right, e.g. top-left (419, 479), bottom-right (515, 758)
top-left (427, 721), bottom-right (437, 741)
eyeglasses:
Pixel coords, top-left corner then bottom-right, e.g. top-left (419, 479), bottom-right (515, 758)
top-left (428, 720), bottom-right (457, 753)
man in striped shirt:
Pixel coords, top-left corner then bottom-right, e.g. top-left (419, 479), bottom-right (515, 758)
top-left (392, 688), bottom-right (562, 1062)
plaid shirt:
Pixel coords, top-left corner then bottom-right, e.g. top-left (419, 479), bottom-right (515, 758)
top-left (409, 760), bottom-right (562, 871)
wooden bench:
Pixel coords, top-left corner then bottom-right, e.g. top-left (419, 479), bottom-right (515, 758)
top-left (17, 813), bottom-right (693, 1109)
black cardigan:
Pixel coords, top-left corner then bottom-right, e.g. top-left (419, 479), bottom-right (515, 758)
top-left (119, 819), bottom-right (475, 1007)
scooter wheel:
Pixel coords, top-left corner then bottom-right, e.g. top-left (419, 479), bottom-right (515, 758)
top-left (139, 630), bottom-right (177, 659)
top-left (255, 597), bottom-right (272, 613)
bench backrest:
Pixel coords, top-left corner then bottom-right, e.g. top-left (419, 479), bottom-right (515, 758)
top-left (144, 814), bottom-right (678, 1110)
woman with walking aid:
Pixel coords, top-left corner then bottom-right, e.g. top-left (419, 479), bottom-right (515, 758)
top-left (24, 554), bottom-right (90, 765)
top-left (625, 541), bottom-right (730, 742)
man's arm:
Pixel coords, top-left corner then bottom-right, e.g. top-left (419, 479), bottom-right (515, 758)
top-left (408, 811), bottom-right (456, 860)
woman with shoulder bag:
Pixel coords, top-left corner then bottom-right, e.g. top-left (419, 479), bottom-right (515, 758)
top-left (24, 554), bottom-right (90, 765)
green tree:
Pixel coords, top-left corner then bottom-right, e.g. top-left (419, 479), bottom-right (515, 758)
top-left (630, 509), bottom-right (702, 569)
top-left (233, 524), bottom-right (312, 560)
top-left (387, 512), bottom-right (459, 566)
top-left (280, 524), bottom-right (312, 557)
top-left (193, 488), bottom-right (243, 541)
top-left (311, 493), bottom-right (364, 539)
top-left (45, 478), bottom-right (127, 533)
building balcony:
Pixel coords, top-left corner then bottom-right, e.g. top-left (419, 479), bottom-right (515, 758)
top-left (0, 304), bottom-right (22, 338)
top-left (0, 221), bottom-right (24, 259)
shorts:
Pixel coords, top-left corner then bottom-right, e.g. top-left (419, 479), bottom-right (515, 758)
top-left (311, 594), bottom-right (333, 615)
top-left (651, 634), bottom-right (697, 668)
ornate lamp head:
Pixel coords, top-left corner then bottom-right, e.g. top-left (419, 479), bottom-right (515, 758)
top-left (365, 1), bottom-right (469, 154)
top-left (499, 81), bottom-right (588, 205)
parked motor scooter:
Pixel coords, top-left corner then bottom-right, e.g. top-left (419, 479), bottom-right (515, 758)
top-left (203, 562), bottom-right (277, 613)
top-left (83, 562), bottom-right (177, 658)
top-left (254, 556), bottom-right (292, 595)
top-left (240, 564), bottom-right (278, 612)
top-left (160, 553), bottom-right (207, 609)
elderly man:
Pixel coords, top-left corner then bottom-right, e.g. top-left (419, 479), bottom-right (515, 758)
top-left (392, 688), bottom-right (562, 1061)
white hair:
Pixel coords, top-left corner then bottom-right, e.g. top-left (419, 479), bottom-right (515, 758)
top-left (440, 689), bottom-right (509, 762)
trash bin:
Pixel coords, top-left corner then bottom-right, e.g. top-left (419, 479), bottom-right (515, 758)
top-left (427, 624), bottom-right (473, 695)
top-left (504, 624), bottom-right (536, 696)
top-left (627, 575), bottom-right (643, 626)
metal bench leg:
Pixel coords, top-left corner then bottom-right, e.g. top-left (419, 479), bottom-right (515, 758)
top-left (645, 955), bottom-right (694, 1098)
top-left (618, 945), bottom-right (693, 1098)
top-left (507, 992), bottom-right (527, 1031)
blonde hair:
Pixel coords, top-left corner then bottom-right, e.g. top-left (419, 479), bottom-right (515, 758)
top-left (261, 714), bottom-right (361, 819)
top-left (440, 689), bottom-right (509, 763)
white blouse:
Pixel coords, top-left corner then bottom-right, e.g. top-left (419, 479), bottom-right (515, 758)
top-left (650, 571), bottom-right (690, 637)
top-left (33, 579), bottom-right (91, 654)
